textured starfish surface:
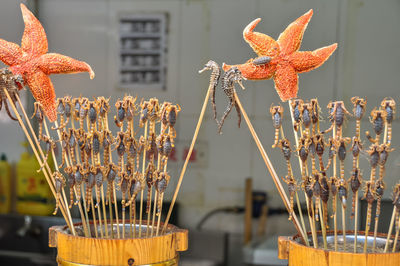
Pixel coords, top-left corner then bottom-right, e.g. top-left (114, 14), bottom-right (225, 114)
top-left (223, 9), bottom-right (337, 102)
top-left (0, 4), bottom-right (94, 121)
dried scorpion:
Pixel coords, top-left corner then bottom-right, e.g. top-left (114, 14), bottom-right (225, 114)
top-left (310, 98), bottom-right (320, 134)
top-left (38, 134), bottom-right (56, 172)
top-left (300, 102), bottom-right (312, 135)
top-left (367, 144), bottom-right (380, 183)
top-left (290, 99), bottom-right (303, 131)
top-left (322, 101), bottom-right (351, 136)
top-left (337, 137), bottom-right (350, 207)
top-left (218, 67), bottom-right (246, 134)
top-left (64, 166), bottom-right (75, 208)
top-left (161, 103), bottom-right (181, 138)
top-left (270, 104), bottom-right (284, 148)
top-left (366, 108), bottom-right (386, 144)
top-left (351, 96), bottom-right (367, 138)
top-left (114, 99), bottom-right (125, 128)
top-left (349, 168), bottom-right (362, 218)
top-left (155, 172), bottom-right (170, 215)
top-left (199, 60), bottom-right (220, 123)
top-left (381, 98), bottom-right (396, 144)
top-left (53, 171), bottom-right (66, 215)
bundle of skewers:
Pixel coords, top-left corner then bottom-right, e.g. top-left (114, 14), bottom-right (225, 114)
top-left (270, 97), bottom-right (400, 253)
top-left (1, 70), bottom-right (181, 238)
top-left (199, 59), bottom-right (400, 253)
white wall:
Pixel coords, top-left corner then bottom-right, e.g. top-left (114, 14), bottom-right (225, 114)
top-left (0, 0), bottom-right (399, 235)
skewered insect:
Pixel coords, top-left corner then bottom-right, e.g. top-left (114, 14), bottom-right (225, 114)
top-left (64, 166), bottom-right (75, 208)
top-left (351, 96), bottom-right (367, 137)
top-left (114, 100), bottom-right (125, 128)
top-left (218, 67), bottom-right (246, 134)
top-left (120, 172), bottom-right (130, 207)
top-left (337, 137), bottom-right (350, 182)
top-left (297, 136), bottom-right (310, 178)
top-left (78, 97), bottom-right (89, 129)
top-left (73, 164), bottom-right (85, 204)
top-left (88, 101), bottom-right (98, 135)
top-left (322, 101), bottom-right (351, 135)
top-left (337, 178), bottom-right (348, 208)
top-left (349, 168), bottom-right (362, 218)
top-left (139, 100), bottom-right (150, 128)
top-left (367, 144), bottom-right (380, 183)
top-left (52, 172), bottom-right (66, 215)
top-left (362, 181), bottom-right (376, 227)
top-left (92, 131), bottom-right (101, 166)
top-left (325, 137), bottom-right (336, 171)
top-left (162, 104), bottom-right (181, 138)
top-left (320, 173), bottom-right (330, 227)
top-left (351, 137), bottom-right (362, 169)
top-left (102, 130), bottom-right (113, 165)
top-left (125, 172), bottom-right (145, 207)
top-left (155, 172), bottom-right (170, 214)
top-left (381, 98), bottom-right (395, 144)
top-left (94, 166), bottom-right (104, 208)
top-left (160, 102), bottom-right (171, 134)
top-left (105, 163), bottom-right (118, 205)
top-left (311, 172), bottom-right (322, 221)
top-left (366, 108), bottom-right (386, 143)
top-left (375, 179), bottom-right (385, 219)
top-left (314, 134), bottom-right (326, 171)
top-left (145, 163), bottom-right (155, 214)
top-left (68, 128), bottom-right (77, 165)
top-left (282, 175), bottom-right (297, 220)
top-left (310, 98), bottom-right (320, 134)
top-left (330, 176), bottom-right (338, 217)
top-left (300, 102), bottom-right (312, 133)
top-left (270, 104), bottom-right (284, 148)
top-left (199, 60), bottom-right (220, 123)
top-left (279, 138), bottom-right (292, 176)
top-left (290, 99), bottom-right (303, 131)
top-left (86, 167), bottom-right (96, 207)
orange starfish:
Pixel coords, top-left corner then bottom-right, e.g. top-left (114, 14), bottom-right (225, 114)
top-left (223, 9), bottom-right (337, 102)
top-left (0, 4), bottom-right (94, 121)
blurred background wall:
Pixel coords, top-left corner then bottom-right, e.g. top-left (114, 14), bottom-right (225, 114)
top-left (0, 0), bottom-right (399, 238)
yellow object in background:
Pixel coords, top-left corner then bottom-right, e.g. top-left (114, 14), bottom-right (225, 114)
top-left (16, 144), bottom-right (54, 216)
top-left (0, 153), bottom-right (11, 213)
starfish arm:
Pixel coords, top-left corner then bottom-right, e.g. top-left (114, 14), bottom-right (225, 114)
top-left (273, 63), bottom-right (298, 102)
top-left (289, 43), bottom-right (337, 73)
top-left (25, 70), bottom-right (57, 122)
top-left (20, 3), bottom-right (48, 59)
top-left (37, 53), bottom-right (95, 79)
top-left (222, 61), bottom-right (276, 80)
top-left (0, 39), bottom-right (24, 66)
top-left (277, 9), bottom-right (313, 55)
top-left (243, 18), bottom-right (280, 57)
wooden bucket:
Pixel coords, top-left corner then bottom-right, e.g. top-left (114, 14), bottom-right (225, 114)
top-left (278, 231), bottom-right (400, 266)
top-left (49, 222), bottom-right (188, 266)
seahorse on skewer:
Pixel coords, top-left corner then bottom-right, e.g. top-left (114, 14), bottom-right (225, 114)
top-left (199, 60), bottom-right (221, 124)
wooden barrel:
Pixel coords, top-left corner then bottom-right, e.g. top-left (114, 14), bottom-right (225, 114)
top-left (278, 231), bottom-right (400, 266)
top-left (49, 223), bottom-right (188, 266)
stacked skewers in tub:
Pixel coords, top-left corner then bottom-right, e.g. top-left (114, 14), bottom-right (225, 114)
top-left (270, 97), bottom-right (400, 253)
top-left (31, 95), bottom-right (181, 238)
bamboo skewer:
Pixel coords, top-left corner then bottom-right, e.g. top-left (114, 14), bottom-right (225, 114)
top-left (162, 81), bottom-right (212, 233)
top-left (354, 190), bottom-right (359, 252)
top-left (139, 121), bottom-right (148, 237)
top-left (234, 92), bottom-right (307, 242)
top-left (288, 101), bottom-right (312, 246)
top-left (296, 192), bottom-right (310, 246)
top-left (3, 89), bottom-right (77, 234)
top-left (385, 207), bottom-right (397, 252)
top-left (392, 215), bottom-right (400, 252)
top-left (319, 200), bottom-right (328, 249)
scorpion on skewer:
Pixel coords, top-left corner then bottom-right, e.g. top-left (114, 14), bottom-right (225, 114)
top-left (381, 98), bottom-right (396, 144)
top-left (114, 99), bottom-right (125, 128)
top-left (199, 60), bottom-right (220, 124)
top-left (367, 144), bottom-right (380, 183)
top-left (155, 172), bottom-right (170, 215)
top-left (38, 134), bottom-right (56, 172)
top-left (351, 96), bottom-right (367, 138)
top-left (270, 104), bottom-right (284, 148)
top-left (366, 108), bottom-right (386, 144)
top-left (310, 98), bottom-right (320, 134)
top-left (322, 101), bottom-right (351, 136)
top-left (218, 67), bottom-right (246, 134)
top-left (139, 100), bottom-right (150, 128)
top-left (300, 102), bottom-right (313, 135)
top-left (64, 166), bottom-right (75, 208)
top-left (349, 168), bottom-right (362, 218)
top-left (161, 103), bottom-right (181, 138)
top-left (290, 99), bottom-right (303, 131)
top-left (53, 171), bottom-right (66, 215)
